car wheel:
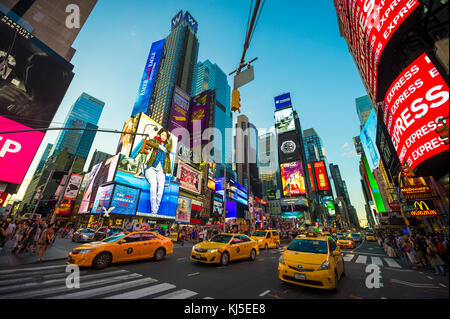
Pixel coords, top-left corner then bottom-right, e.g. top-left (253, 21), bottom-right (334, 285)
top-left (341, 262), bottom-right (346, 277)
top-left (92, 252), bottom-right (112, 270)
top-left (249, 249), bottom-right (257, 261)
top-left (154, 248), bottom-right (165, 261)
top-left (220, 252), bottom-right (229, 266)
top-left (333, 271), bottom-right (339, 292)
top-left (265, 243), bottom-right (269, 250)
top-left (275, 242), bottom-right (280, 249)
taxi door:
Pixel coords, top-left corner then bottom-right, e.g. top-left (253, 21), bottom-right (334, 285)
top-left (114, 233), bottom-right (143, 262)
top-left (329, 238), bottom-right (344, 275)
top-left (140, 232), bottom-right (161, 258)
top-left (236, 235), bottom-right (252, 259)
top-left (229, 236), bottom-right (245, 260)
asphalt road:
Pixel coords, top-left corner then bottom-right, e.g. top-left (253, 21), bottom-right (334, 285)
top-left (0, 240), bottom-right (448, 299)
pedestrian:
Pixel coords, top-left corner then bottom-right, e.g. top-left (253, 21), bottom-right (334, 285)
top-left (426, 241), bottom-right (445, 275)
top-left (5, 220), bottom-right (16, 244)
top-left (402, 238), bottom-right (418, 269)
top-left (12, 222), bottom-right (26, 254)
top-left (0, 221), bottom-right (8, 248)
top-left (33, 224), bottom-right (42, 254)
top-left (37, 224), bottom-right (55, 262)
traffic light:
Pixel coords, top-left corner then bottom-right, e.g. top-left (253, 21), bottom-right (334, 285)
top-left (436, 123), bottom-right (449, 145)
top-left (231, 89), bottom-right (241, 113)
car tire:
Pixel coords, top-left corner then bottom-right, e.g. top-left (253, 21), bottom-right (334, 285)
top-left (333, 271), bottom-right (339, 292)
top-left (341, 262), bottom-right (346, 277)
top-left (249, 249), bottom-right (257, 261)
top-left (220, 252), bottom-right (229, 266)
top-left (154, 248), bottom-right (165, 261)
top-left (92, 252), bottom-right (112, 270)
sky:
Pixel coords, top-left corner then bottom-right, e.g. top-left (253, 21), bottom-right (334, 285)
top-left (12, 0), bottom-right (369, 226)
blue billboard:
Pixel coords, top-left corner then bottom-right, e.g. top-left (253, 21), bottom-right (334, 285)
top-left (109, 184), bottom-right (141, 216)
top-left (275, 93), bottom-right (292, 110)
top-left (131, 39), bottom-right (165, 116)
top-left (360, 110), bottom-right (380, 172)
top-left (91, 184), bottom-right (114, 214)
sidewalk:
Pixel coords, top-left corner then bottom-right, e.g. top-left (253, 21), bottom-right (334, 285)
top-left (0, 238), bottom-right (79, 268)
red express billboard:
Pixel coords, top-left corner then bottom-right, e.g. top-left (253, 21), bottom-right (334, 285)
top-left (383, 53), bottom-right (449, 170)
top-left (313, 161), bottom-right (330, 192)
top-left (334, 0), bottom-right (420, 99)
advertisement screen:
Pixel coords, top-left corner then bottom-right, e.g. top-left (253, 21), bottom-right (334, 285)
top-left (307, 163), bottom-right (315, 191)
top-left (189, 90), bottom-right (212, 148)
top-left (0, 192), bottom-right (9, 207)
top-left (63, 173), bottom-right (83, 200)
top-left (109, 184), bottom-right (140, 216)
top-left (176, 196), bottom-right (192, 223)
top-left (131, 39), bottom-right (165, 117)
top-left (313, 161), bottom-right (330, 192)
top-left (360, 110), bottom-right (380, 172)
top-left (0, 116), bottom-right (44, 184)
top-left (280, 161), bottom-right (306, 196)
top-left (91, 184), bottom-right (114, 214)
top-left (168, 86), bottom-right (191, 132)
top-left (57, 200), bottom-right (72, 216)
top-left (362, 155), bottom-right (386, 213)
top-left (334, 0), bottom-right (420, 99)
top-left (117, 114), bottom-right (139, 157)
top-left (275, 107), bottom-right (295, 134)
top-left (278, 131), bottom-right (301, 164)
top-left (274, 93), bottom-right (292, 110)
top-left (383, 53), bottom-right (449, 170)
top-left (176, 161), bottom-right (202, 195)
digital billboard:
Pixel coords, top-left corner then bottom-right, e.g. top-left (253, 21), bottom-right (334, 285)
top-left (313, 161), bottom-right (330, 192)
top-left (275, 107), bottom-right (295, 134)
top-left (382, 53), bottom-right (449, 171)
top-left (188, 90), bottom-right (212, 148)
top-left (108, 184), bottom-right (141, 216)
top-left (280, 161), bottom-right (306, 196)
top-left (307, 163), bottom-right (315, 191)
top-left (131, 39), bottom-right (165, 117)
top-left (360, 110), bottom-right (380, 172)
top-left (117, 114), bottom-right (139, 157)
top-left (176, 161), bottom-right (202, 195)
top-left (362, 155), bottom-right (386, 213)
top-left (274, 93), bottom-right (292, 110)
top-left (63, 173), bottom-right (83, 200)
top-left (91, 184), bottom-right (114, 215)
top-left (176, 196), bottom-right (192, 223)
top-left (168, 86), bottom-right (191, 132)
top-left (278, 130), bottom-right (301, 164)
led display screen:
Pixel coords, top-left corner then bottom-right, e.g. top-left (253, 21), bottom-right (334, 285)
top-left (313, 161), bottom-right (330, 192)
top-left (280, 161), bottom-right (306, 196)
top-left (360, 110), bottom-right (380, 172)
top-left (275, 107), bottom-right (295, 134)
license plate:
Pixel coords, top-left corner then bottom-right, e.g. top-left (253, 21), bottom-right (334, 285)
top-left (295, 273), bottom-right (306, 280)
top-left (195, 254), bottom-right (201, 259)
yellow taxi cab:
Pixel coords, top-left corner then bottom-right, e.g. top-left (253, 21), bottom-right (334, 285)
top-left (191, 233), bottom-right (259, 266)
top-left (250, 230), bottom-right (281, 250)
top-left (321, 231), bottom-right (331, 237)
top-left (336, 233), bottom-right (355, 249)
top-left (278, 231), bottom-right (345, 291)
top-left (366, 232), bottom-right (377, 242)
top-left (67, 231), bottom-right (173, 269)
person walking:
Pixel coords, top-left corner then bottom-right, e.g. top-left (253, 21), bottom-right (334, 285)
top-left (37, 224), bottom-right (55, 262)
top-left (426, 241), bottom-right (445, 275)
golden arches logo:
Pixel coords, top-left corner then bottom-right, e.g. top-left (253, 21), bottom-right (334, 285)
top-left (414, 201), bottom-right (430, 211)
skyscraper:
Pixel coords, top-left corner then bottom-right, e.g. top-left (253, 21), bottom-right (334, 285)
top-left (303, 128), bottom-right (327, 163)
top-left (149, 10), bottom-right (199, 127)
top-left (192, 60), bottom-right (232, 164)
top-left (258, 129), bottom-right (280, 200)
top-left (35, 143), bottom-right (53, 174)
top-left (87, 149), bottom-right (113, 172)
top-left (52, 93), bottom-right (104, 159)
top-left (329, 163), bottom-right (350, 206)
top-left (355, 95), bottom-right (373, 129)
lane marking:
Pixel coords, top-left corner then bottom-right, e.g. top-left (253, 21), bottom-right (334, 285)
top-left (104, 283), bottom-right (175, 299)
top-left (427, 276), bottom-right (433, 280)
top-left (439, 283), bottom-right (446, 288)
top-left (371, 256), bottom-right (383, 266)
top-left (154, 289), bottom-right (198, 299)
top-left (355, 255), bottom-right (367, 264)
top-left (343, 254), bottom-right (355, 262)
top-left (384, 258), bottom-right (402, 268)
top-left (0, 264), bottom-right (66, 275)
top-left (187, 272), bottom-right (200, 277)
top-left (391, 279), bottom-right (438, 288)
top-left (259, 290), bottom-right (270, 297)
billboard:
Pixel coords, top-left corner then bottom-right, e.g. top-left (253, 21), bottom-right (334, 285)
top-left (176, 161), bottom-right (202, 195)
top-left (280, 161), bottom-right (306, 196)
top-left (362, 155), bottom-right (386, 213)
top-left (360, 110), bottom-right (380, 172)
top-left (0, 116), bottom-right (45, 184)
top-left (63, 173), bottom-right (83, 200)
top-left (168, 86), bottom-right (191, 132)
top-left (274, 93), bottom-right (292, 110)
top-left (57, 200), bottom-right (72, 216)
top-left (171, 10), bottom-right (184, 30)
top-left (131, 39), bottom-right (165, 117)
top-left (334, 0), bottom-right (420, 99)
top-left (275, 107), bottom-right (295, 134)
top-left (91, 184), bottom-right (114, 214)
top-left (278, 130), bottom-right (301, 164)
top-left (0, 192), bottom-right (8, 207)
top-left (382, 53), bottom-right (449, 171)
top-left (188, 90), bottom-right (212, 149)
top-left (117, 114), bottom-right (139, 157)
top-left (108, 184), bottom-right (141, 216)
top-left (175, 196), bottom-right (192, 223)
top-left (313, 161), bottom-right (330, 192)
top-left (307, 163), bottom-right (315, 191)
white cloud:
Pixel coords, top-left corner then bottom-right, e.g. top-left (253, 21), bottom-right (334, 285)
top-left (341, 142), bottom-right (349, 149)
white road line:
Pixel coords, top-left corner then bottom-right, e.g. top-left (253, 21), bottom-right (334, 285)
top-left (355, 255), bottom-right (367, 264)
top-left (47, 277), bottom-right (157, 299)
top-left (2, 273), bottom-right (142, 299)
top-left (177, 257), bottom-right (186, 261)
top-left (343, 254), bottom-right (355, 262)
top-left (259, 290), bottom-right (270, 297)
top-left (203, 297), bottom-right (214, 299)
top-left (383, 258), bottom-right (402, 268)
top-left (0, 264), bottom-right (66, 275)
top-left (104, 283), bottom-right (175, 299)
top-left (427, 276), bottom-right (433, 280)
top-left (371, 256), bottom-right (383, 266)
top-left (0, 277), bottom-right (34, 287)
top-left (154, 289), bottom-right (198, 299)
top-left (187, 272), bottom-right (200, 277)
top-left (439, 283), bottom-right (446, 288)
top-left (391, 279), bottom-right (438, 288)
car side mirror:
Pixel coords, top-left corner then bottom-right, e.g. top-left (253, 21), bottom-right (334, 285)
top-left (332, 250), bottom-right (340, 256)
top-left (284, 246), bottom-right (288, 251)
top-left (119, 240), bottom-right (126, 244)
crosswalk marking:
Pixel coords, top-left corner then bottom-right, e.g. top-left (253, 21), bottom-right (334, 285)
top-left (343, 254), bottom-right (355, 262)
top-left (384, 258), bottom-right (401, 268)
top-left (355, 255), bottom-right (367, 264)
top-left (0, 264), bottom-right (66, 275)
top-left (47, 277), bottom-right (158, 299)
top-left (154, 289), bottom-right (198, 299)
top-left (104, 283), bottom-right (175, 299)
top-left (371, 257), bottom-right (383, 266)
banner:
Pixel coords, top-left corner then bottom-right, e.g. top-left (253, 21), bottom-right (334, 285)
top-left (108, 184), bottom-right (141, 216)
top-left (117, 114), bottom-right (139, 157)
top-left (313, 161), bottom-right (330, 192)
top-left (280, 161), bottom-right (306, 196)
top-left (175, 196), bottom-right (192, 223)
top-left (360, 110), bottom-right (380, 171)
top-left (275, 107), bottom-right (295, 134)
top-left (177, 161), bottom-right (202, 195)
top-left (63, 173), bottom-right (83, 200)
top-left (168, 86), bottom-right (191, 132)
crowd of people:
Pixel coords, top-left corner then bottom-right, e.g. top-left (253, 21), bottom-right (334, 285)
top-left (378, 232), bottom-right (448, 275)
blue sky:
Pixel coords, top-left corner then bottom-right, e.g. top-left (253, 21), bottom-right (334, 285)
top-left (16, 0), bottom-right (369, 225)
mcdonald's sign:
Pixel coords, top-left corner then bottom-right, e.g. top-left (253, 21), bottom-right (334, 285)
top-left (408, 200), bottom-right (438, 216)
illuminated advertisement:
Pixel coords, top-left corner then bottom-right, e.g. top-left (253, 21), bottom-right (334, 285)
top-left (0, 192), bottom-right (8, 207)
top-left (280, 162), bottom-right (306, 196)
top-left (313, 161), bottom-right (330, 192)
top-left (274, 93), bottom-right (292, 110)
top-left (188, 90), bottom-right (212, 148)
top-left (278, 131), bottom-right (301, 164)
top-left (176, 161), bottom-right (202, 195)
top-left (334, 0), bottom-right (420, 99)
top-left (275, 107), bottom-right (295, 134)
top-left (383, 53), bottom-right (449, 171)
top-left (57, 200), bottom-right (72, 216)
top-left (307, 163), bottom-right (315, 191)
top-left (117, 114), bottom-right (139, 157)
top-left (63, 173), bottom-right (83, 200)
top-left (360, 110), bottom-right (380, 172)
top-left (207, 179), bottom-right (215, 191)
top-left (91, 184), bottom-right (114, 214)
top-left (168, 86), bottom-right (191, 132)
top-left (108, 184), bottom-right (140, 216)
top-left (0, 116), bottom-right (45, 184)
top-left (176, 196), bottom-right (192, 223)
top-left (362, 155), bottom-right (386, 213)
top-left (131, 39), bottom-right (165, 116)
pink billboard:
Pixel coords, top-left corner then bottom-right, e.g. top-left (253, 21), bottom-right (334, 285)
top-left (0, 116), bottom-right (45, 184)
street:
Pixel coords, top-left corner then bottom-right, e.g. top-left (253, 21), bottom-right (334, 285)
top-left (0, 239), bottom-right (447, 299)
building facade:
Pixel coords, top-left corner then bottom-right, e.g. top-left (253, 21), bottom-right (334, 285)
top-left (87, 149), bottom-right (113, 172)
top-left (35, 143), bottom-right (53, 174)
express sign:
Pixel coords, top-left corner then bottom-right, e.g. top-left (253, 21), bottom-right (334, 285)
top-left (383, 53), bottom-right (449, 170)
top-left (334, 0), bottom-right (420, 99)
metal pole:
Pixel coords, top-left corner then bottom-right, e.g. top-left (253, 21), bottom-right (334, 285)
top-left (31, 169), bottom-right (54, 218)
top-left (50, 156), bottom-right (77, 224)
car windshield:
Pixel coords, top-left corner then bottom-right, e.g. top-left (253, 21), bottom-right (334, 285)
top-left (253, 231), bottom-right (267, 237)
top-left (82, 229), bottom-right (94, 233)
top-left (287, 239), bottom-right (328, 254)
top-left (102, 233), bottom-right (126, 243)
top-left (210, 235), bottom-right (232, 243)
top-left (336, 234), bottom-right (345, 239)
top-left (351, 233), bottom-right (361, 238)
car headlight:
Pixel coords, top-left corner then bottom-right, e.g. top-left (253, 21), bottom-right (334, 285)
top-left (79, 249), bottom-right (94, 254)
top-left (279, 256), bottom-right (285, 265)
top-left (207, 249), bottom-right (218, 253)
top-left (317, 260), bottom-right (330, 271)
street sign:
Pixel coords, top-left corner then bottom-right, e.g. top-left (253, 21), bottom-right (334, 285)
top-left (234, 66), bottom-right (254, 89)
